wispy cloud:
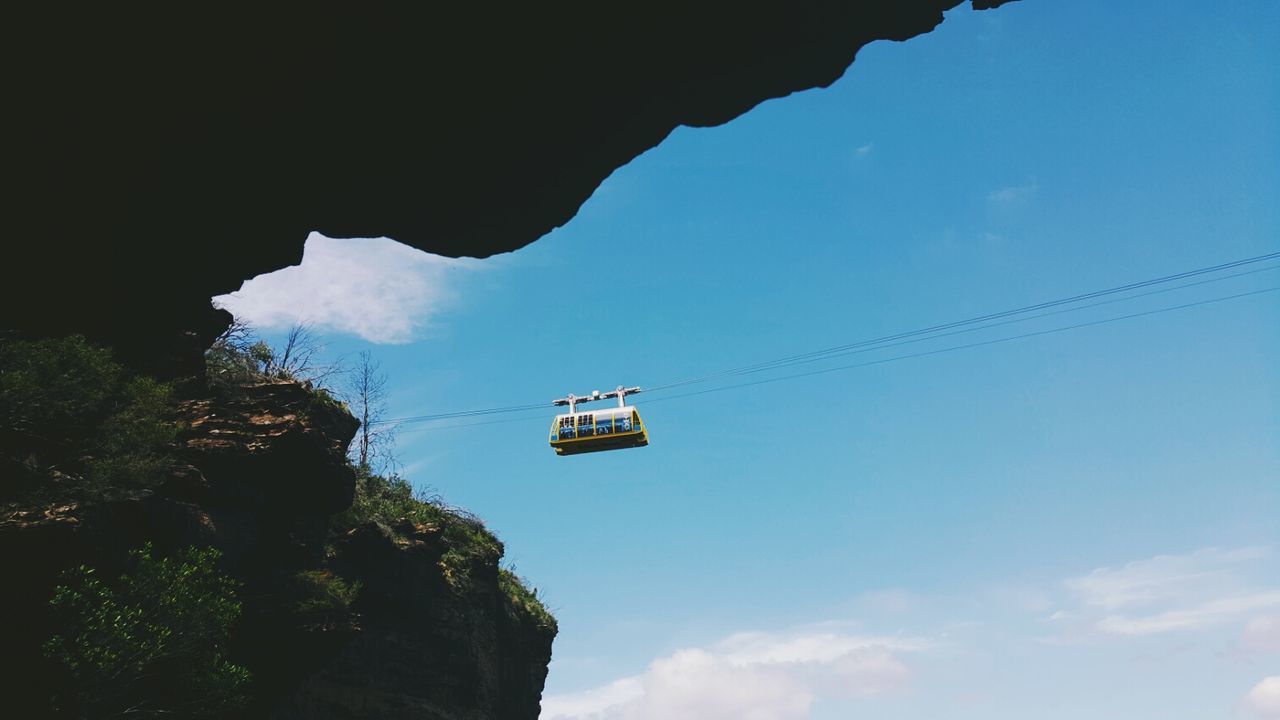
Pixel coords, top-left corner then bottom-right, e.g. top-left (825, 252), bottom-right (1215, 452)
top-left (855, 142), bottom-right (875, 157)
top-left (214, 233), bottom-right (479, 344)
top-left (1096, 592), bottom-right (1280, 636)
top-left (1057, 547), bottom-right (1279, 637)
top-left (1244, 676), bottom-right (1280, 718)
top-left (540, 630), bottom-right (925, 720)
top-left (987, 178), bottom-right (1038, 206)
top-left (1065, 547), bottom-right (1266, 611)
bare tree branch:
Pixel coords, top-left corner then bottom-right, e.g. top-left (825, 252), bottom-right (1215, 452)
top-left (346, 350), bottom-right (398, 473)
top-left (273, 323), bottom-right (346, 389)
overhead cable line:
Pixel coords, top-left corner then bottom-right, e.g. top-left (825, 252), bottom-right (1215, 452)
top-left (395, 286), bottom-right (1279, 434)
top-left (642, 251), bottom-right (1280, 393)
top-left (371, 251), bottom-right (1280, 428)
top-left (639, 264), bottom-right (1280, 388)
top-left (371, 400), bottom-right (549, 426)
top-left (643, 286), bottom-right (1280, 405)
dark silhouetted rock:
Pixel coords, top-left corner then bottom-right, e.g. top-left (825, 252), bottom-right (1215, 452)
top-left (1, 380), bottom-right (555, 718)
top-left (5, 1), bottom-right (1016, 377)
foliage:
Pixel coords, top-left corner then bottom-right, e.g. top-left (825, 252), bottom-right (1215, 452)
top-left (43, 544), bottom-right (251, 718)
top-left (203, 319), bottom-right (261, 389)
top-left (499, 568), bottom-right (557, 632)
top-left (84, 376), bottom-right (178, 489)
top-left (0, 335), bottom-right (123, 444)
top-left (0, 336), bottom-right (176, 501)
top-left (306, 385), bottom-right (351, 418)
top-left (205, 321), bottom-right (344, 391)
top-left (291, 569), bottom-right (361, 615)
top-left (333, 470), bottom-right (503, 590)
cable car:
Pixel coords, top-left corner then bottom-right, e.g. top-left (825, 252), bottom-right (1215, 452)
top-left (550, 386), bottom-right (649, 456)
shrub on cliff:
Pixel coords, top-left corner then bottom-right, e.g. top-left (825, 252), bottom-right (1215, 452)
top-left (43, 543), bottom-right (251, 718)
top-left (203, 319), bottom-right (261, 389)
top-left (204, 320), bottom-right (344, 391)
top-left (499, 568), bottom-right (557, 632)
top-left (0, 336), bottom-right (176, 502)
top-left (291, 569), bottom-right (362, 616)
top-left (0, 335), bottom-right (120, 445)
top-left (334, 471), bottom-right (504, 587)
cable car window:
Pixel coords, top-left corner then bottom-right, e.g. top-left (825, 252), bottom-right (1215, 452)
top-left (618, 415), bottom-right (632, 432)
top-left (596, 415), bottom-right (613, 434)
top-left (577, 414), bottom-right (594, 436)
top-left (559, 417), bottom-right (575, 438)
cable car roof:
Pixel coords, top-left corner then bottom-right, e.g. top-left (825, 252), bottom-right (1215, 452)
top-left (552, 405), bottom-right (638, 419)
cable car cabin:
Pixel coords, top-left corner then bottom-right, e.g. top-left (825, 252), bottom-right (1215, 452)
top-left (549, 406), bottom-right (649, 456)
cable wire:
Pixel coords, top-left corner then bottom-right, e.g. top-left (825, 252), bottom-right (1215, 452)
top-left (371, 252), bottom-right (1280, 427)
top-left (392, 285), bottom-right (1280, 433)
top-left (643, 286), bottom-right (1280, 405)
top-left (642, 251), bottom-right (1280, 393)
top-left (638, 264), bottom-right (1280, 389)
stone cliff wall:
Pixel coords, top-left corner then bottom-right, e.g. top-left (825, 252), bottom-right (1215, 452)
top-left (0, 380), bottom-right (554, 719)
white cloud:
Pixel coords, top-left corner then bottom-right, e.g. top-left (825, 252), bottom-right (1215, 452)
top-left (615, 649), bottom-right (811, 720)
top-left (541, 676), bottom-right (644, 720)
top-left (1096, 592), bottom-right (1280, 636)
top-left (987, 179), bottom-right (1038, 206)
top-left (1244, 677), bottom-right (1280, 718)
top-left (1065, 547), bottom-right (1266, 611)
top-left (214, 233), bottom-right (478, 344)
top-left (855, 142), bottom-right (874, 156)
top-left (1058, 547), bottom-right (1280, 638)
top-left (541, 630), bottom-right (924, 720)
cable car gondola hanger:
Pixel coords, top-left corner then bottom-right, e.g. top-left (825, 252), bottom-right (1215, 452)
top-left (549, 386), bottom-right (648, 456)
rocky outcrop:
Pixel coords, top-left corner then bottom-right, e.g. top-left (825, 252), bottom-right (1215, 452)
top-left (4, 1), bottom-right (1017, 376)
top-left (276, 521), bottom-right (554, 719)
top-left (0, 380), bottom-right (555, 718)
top-left (174, 381), bottom-right (359, 516)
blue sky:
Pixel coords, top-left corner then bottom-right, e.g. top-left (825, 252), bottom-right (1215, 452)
top-left (216, 2), bottom-right (1280, 718)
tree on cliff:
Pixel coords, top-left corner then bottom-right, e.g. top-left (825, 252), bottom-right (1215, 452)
top-left (1, 335), bottom-right (177, 502)
top-left (347, 350), bottom-right (397, 473)
top-left (43, 544), bottom-right (250, 718)
top-left (205, 320), bottom-right (344, 390)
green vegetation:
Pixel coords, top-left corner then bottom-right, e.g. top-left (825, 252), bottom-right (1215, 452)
top-left (291, 569), bottom-right (362, 615)
top-left (331, 470), bottom-right (552, 624)
top-left (499, 568), bottom-right (557, 632)
top-left (0, 336), bottom-right (176, 502)
top-left (334, 471), bottom-right (501, 587)
top-left (83, 375), bottom-right (177, 490)
top-left (0, 335), bottom-right (121, 439)
top-left (44, 544), bottom-right (251, 718)
top-left (205, 320), bottom-right (344, 393)
top-left (6, 328), bottom-right (553, 715)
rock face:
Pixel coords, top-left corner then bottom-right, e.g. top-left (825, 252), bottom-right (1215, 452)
top-left (175, 382), bottom-right (360, 516)
top-left (0, 380), bottom-right (555, 719)
top-left (4, 1), bottom-right (1016, 375)
top-left (277, 521), bottom-right (553, 719)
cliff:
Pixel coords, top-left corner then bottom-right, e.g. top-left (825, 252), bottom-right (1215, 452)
top-left (0, 347), bottom-right (554, 718)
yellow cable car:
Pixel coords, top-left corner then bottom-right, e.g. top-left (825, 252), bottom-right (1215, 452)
top-left (549, 386), bottom-right (649, 456)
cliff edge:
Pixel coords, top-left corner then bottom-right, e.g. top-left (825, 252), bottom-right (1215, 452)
top-left (0, 337), bottom-right (554, 718)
